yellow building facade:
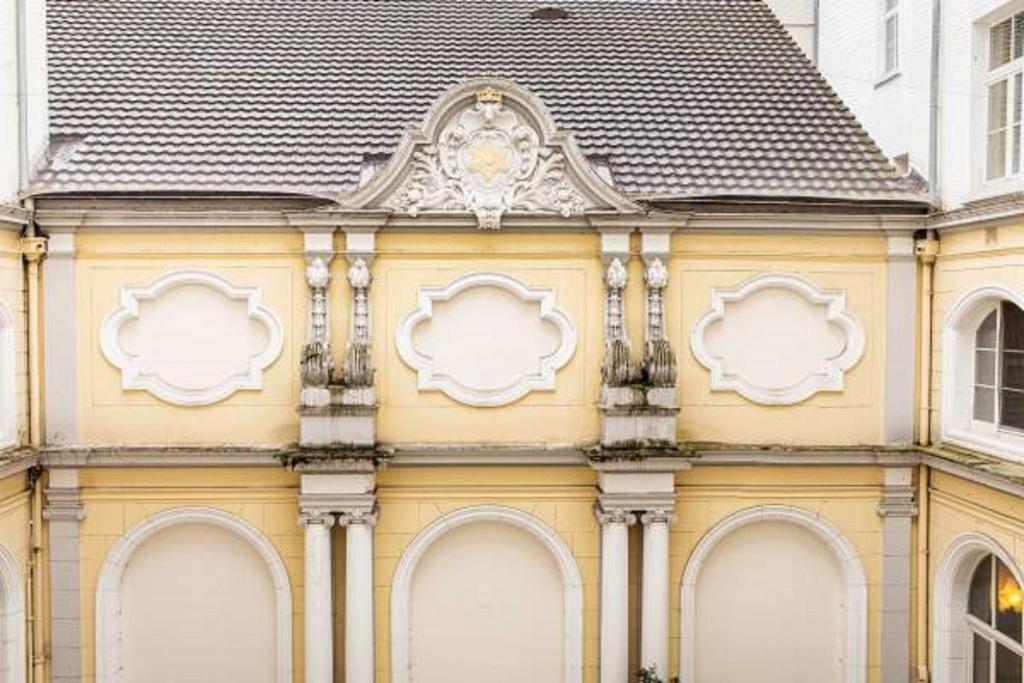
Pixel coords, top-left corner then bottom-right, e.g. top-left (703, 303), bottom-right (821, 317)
top-left (1, 3), bottom-right (1023, 683)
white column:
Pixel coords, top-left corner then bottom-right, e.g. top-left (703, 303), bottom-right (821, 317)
top-left (342, 509), bottom-right (377, 683)
top-left (640, 509), bottom-right (673, 679)
top-left (301, 511), bottom-right (334, 683)
top-left (598, 508), bottom-right (634, 683)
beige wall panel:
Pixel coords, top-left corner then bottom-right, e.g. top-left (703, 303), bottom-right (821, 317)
top-left (694, 520), bottom-right (845, 683)
top-left (76, 468), bottom-right (302, 683)
top-left (74, 232), bottom-right (306, 446)
top-left (670, 233), bottom-right (889, 445)
top-left (929, 221), bottom-right (1024, 441)
top-left (408, 521), bottom-right (564, 682)
top-left (374, 232), bottom-right (602, 445)
top-left (670, 465), bottom-right (885, 682)
top-left (0, 474), bottom-right (31, 683)
top-left (374, 466), bottom-right (600, 683)
top-left (120, 522), bottom-right (277, 683)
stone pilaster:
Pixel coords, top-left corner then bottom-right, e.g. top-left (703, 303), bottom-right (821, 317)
top-left (640, 507), bottom-right (675, 679)
top-left (878, 467), bottom-right (918, 683)
top-left (44, 468), bottom-right (85, 683)
top-left (596, 504), bottom-right (635, 683)
top-left (339, 507), bottom-right (377, 683)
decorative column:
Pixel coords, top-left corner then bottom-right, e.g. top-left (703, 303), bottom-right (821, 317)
top-left (299, 229), bottom-right (335, 409)
top-left (642, 258), bottom-right (675, 388)
top-left (640, 508), bottom-right (674, 679)
top-left (342, 258), bottom-right (373, 388)
top-left (884, 232), bottom-right (917, 444)
top-left (597, 506), bottom-right (634, 683)
top-left (299, 510), bottom-right (335, 683)
top-left (601, 257), bottom-right (633, 387)
top-left (878, 467), bottom-right (918, 683)
top-left (44, 468), bottom-right (85, 683)
top-left (340, 507), bottom-right (377, 683)
top-left (43, 231), bottom-right (78, 443)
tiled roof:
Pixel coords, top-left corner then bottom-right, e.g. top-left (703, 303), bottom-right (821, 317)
top-left (39, 0), bottom-right (928, 203)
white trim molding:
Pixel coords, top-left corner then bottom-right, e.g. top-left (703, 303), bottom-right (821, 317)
top-left (932, 532), bottom-right (1023, 683)
top-left (0, 544), bottom-right (25, 683)
top-left (396, 271), bottom-right (577, 406)
top-left (680, 505), bottom-right (868, 683)
top-left (941, 284), bottom-right (1024, 461)
top-left (99, 269), bottom-right (285, 406)
top-left (390, 505), bottom-right (584, 683)
top-left (94, 507), bottom-right (293, 683)
top-left (689, 272), bottom-right (866, 405)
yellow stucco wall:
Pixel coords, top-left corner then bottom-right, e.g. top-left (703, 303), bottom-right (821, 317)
top-left (72, 232), bottom-right (307, 446)
top-left (669, 465), bottom-right (887, 682)
top-left (669, 233), bottom-right (890, 445)
top-left (74, 467), bottom-right (303, 683)
top-left (68, 228), bottom-right (897, 448)
top-left (929, 221), bottom-right (1024, 440)
top-left (927, 470), bottom-right (1024, 660)
top-left (0, 230), bottom-right (28, 447)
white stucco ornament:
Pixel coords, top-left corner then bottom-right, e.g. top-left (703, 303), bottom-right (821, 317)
top-left (346, 79), bottom-right (638, 228)
top-left (690, 273), bottom-right (865, 405)
top-left (390, 88), bottom-right (585, 229)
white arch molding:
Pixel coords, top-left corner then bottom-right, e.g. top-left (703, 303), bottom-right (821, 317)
top-left (94, 507), bottom-right (293, 683)
top-left (0, 544), bottom-right (24, 683)
top-left (390, 505), bottom-right (584, 683)
top-left (932, 532), bottom-right (1024, 683)
top-left (679, 505), bottom-right (868, 683)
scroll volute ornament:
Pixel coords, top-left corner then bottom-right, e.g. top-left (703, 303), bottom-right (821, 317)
top-left (300, 256), bottom-right (333, 389)
top-left (601, 258), bottom-right (635, 386)
top-left (342, 258), bottom-right (374, 388)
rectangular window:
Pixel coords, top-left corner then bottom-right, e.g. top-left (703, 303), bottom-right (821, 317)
top-left (882, 0), bottom-right (899, 76)
top-left (986, 11), bottom-right (1024, 182)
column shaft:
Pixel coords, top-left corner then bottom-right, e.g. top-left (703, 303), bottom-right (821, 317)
top-left (641, 515), bottom-right (670, 678)
top-left (345, 517), bottom-right (375, 683)
top-left (599, 514), bottom-right (631, 683)
top-left (303, 516), bottom-right (334, 683)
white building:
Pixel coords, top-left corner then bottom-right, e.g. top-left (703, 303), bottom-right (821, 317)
top-left (767, 0), bottom-right (1024, 210)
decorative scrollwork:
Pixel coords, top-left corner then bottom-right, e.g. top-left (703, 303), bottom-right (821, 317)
top-left (642, 258), bottom-right (676, 387)
top-left (388, 91), bottom-right (587, 229)
top-left (602, 258), bottom-right (636, 387)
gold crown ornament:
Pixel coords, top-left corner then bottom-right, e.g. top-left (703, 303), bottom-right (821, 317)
top-left (476, 87), bottom-right (504, 104)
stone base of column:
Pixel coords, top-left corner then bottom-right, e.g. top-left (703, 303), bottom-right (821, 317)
top-left (599, 385), bottom-right (679, 448)
top-left (299, 386), bottom-right (376, 447)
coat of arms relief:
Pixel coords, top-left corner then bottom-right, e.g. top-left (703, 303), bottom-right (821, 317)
top-left (387, 87), bottom-right (589, 229)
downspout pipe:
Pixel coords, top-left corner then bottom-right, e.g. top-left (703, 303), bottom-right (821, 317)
top-left (928, 0), bottom-right (942, 196)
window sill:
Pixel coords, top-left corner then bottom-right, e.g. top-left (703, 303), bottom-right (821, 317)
top-left (944, 428), bottom-right (1024, 465)
top-left (875, 70), bottom-right (902, 88)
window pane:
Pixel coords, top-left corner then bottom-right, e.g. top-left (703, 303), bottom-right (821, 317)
top-left (993, 18), bottom-right (1013, 69)
top-left (997, 558), bottom-right (1024, 642)
top-left (978, 350), bottom-right (998, 386)
top-left (885, 16), bottom-right (898, 73)
top-left (1005, 303), bottom-right (1024, 350)
top-left (990, 131), bottom-right (1009, 179)
top-left (996, 641), bottom-right (1022, 683)
top-left (992, 80), bottom-right (1010, 130)
top-left (1001, 389), bottom-right (1024, 430)
top-left (1003, 353), bottom-right (1024, 390)
top-left (971, 556), bottom-right (994, 624)
top-left (976, 386), bottom-right (997, 422)
top-left (989, 80), bottom-right (1009, 180)
top-left (976, 634), bottom-right (993, 683)
top-left (979, 310), bottom-right (999, 349)
top-left (1014, 73), bottom-right (1022, 174)
top-left (1015, 13), bottom-right (1024, 60)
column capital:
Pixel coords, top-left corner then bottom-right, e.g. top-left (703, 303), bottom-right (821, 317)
top-left (595, 506), bottom-right (637, 526)
top-left (639, 508), bottom-right (676, 525)
top-left (337, 506), bottom-right (378, 527)
top-left (298, 511), bottom-right (336, 527)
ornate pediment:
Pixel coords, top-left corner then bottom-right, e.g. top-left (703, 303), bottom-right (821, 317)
top-left (344, 79), bottom-right (636, 229)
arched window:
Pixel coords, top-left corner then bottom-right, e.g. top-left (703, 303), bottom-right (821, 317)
top-left (967, 554), bottom-right (1024, 682)
top-left (973, 302), bottom-right (1024, 431)
top-left (942, 288), bottom-right (1024, 461)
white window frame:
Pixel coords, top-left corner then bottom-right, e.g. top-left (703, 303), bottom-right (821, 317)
top-left (942, 286), bottom-right (1024, 463)
top-left (878, 0), bottom-right (900, 82)
top-left (984, 8), bottom-right (1024, 185)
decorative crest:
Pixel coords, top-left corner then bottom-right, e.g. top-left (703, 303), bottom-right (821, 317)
top-left (347, 79), bottom-right (638, 228)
